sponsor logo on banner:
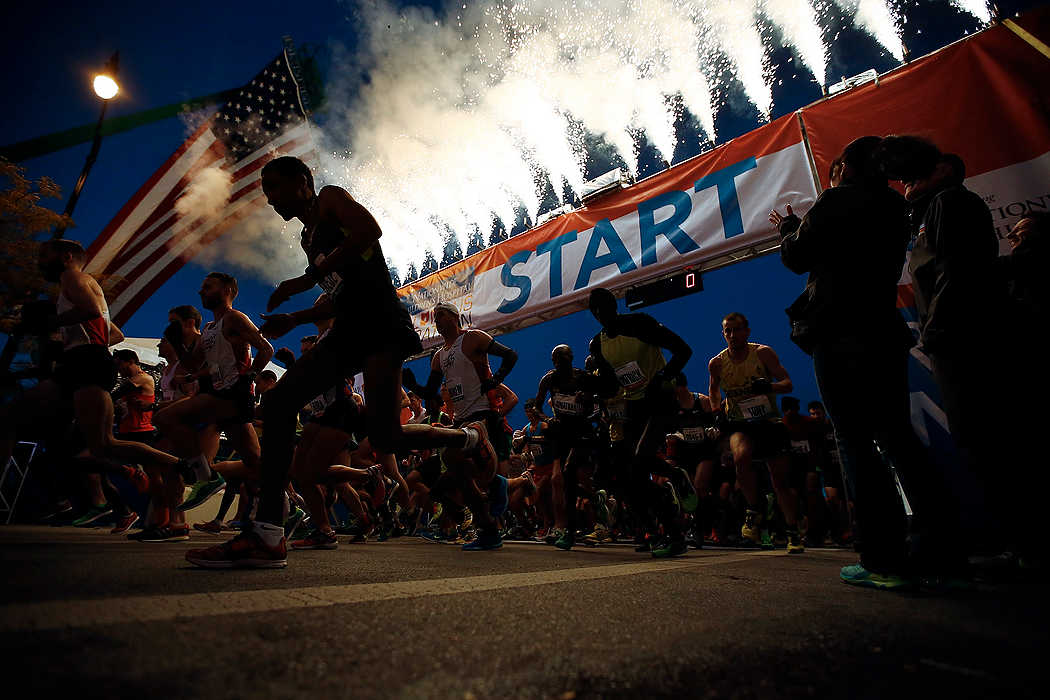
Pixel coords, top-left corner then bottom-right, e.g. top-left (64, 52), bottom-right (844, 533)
top-left (963, 150), bottom-right (1050, 253)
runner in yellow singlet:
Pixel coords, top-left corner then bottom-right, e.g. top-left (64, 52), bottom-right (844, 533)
top-left (708, 311), bottom-right (804, 553)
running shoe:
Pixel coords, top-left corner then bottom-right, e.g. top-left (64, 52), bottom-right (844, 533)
top-left (193, 520), bottom-right (224, 534)
top-left (669, 466), bottom-right (698, 514)
top-left (786, 529), bottom-right (805, 554)
top-left (582, 524), bottom-right (611, 546)
top-left (177, 473), bottom-right (226, 512)
top-left (463, 420), bottom-right (499, 474)
top-left (534, 528), bottom-right (548, 542)
top-left (488, 474), bottom-right (509, 518)
top-left (419, 529), bottom-right (445, 543)
top-left (110, 512), bottom-right (140, 535)
top-left (284, 506), bottom-right (307, 539)
top-left (225, 520), bottom-right (245, 530)
top-left (840, 564), bottom-right (915, 590)
top-left (760, 529), bottom-right (775, 550)
top-left (634, 534), bottom-right (653, 553)
top-left (291, 529), bottom-right (339, 550)
top-left (185, 530), bottom-right (287, 569)
top-left (545, 528), bottom-right (564, 545)
top-left (72, 503), bottom-right (113, 527)
top-left (39, 501), bottom-right (73, 524)
top-left (128, 524), bottom-right (190, 542)
top-left (462, 529), bottom-right (503, 551)
top-left (122, 465), bottom-right (150, 493)
top-left (651, 536), bottom-right (688, 558)
top-left (520, 470), bottom-right (537, 496)
top-left (919, 574), bottom-right (976, 593)
top-left (740, 509), bottom-right (763, 543)
top-left (554, 532), bottom-right (575, 550)
top-left (365, 465), bottom-right (387, 509)
top-left (685, 528), bottom-right (703, 550)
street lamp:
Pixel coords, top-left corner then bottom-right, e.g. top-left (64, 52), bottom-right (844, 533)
top-left (53, 52), bottom-right (119, 239)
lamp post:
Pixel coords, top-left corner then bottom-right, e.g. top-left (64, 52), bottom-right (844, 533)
top-left (52, 52), bottom-right (119, 239)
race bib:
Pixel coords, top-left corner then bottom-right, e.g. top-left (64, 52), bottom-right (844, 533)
top-left (606, 400), bottom-right (628, 420)
top-left (446, 383), bottom-right (464, 404)
top-left (682, 426), bottom-right (707, 444)
top-left (551, 392), bottom-right (585, 416)
top-left (790, 440), bottom-right (811, 455)
top-left (737, 395), bottom-right (771, 420)
top-left (614, 361), bottom-right (646, 390)
top-left (313, 253), bottom-right (344, 298)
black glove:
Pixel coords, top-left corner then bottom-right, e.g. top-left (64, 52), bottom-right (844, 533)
top-left (274, 347), bottom-right (296, 368)
top-left (750, 377), bottom-right (773, 395)
top-left (479, 376), bottom-right (499, 393)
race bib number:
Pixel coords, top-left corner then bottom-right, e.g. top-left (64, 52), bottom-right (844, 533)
top-left (614, 361), bottom-right (646, 390)
top-left (682, 426), bottom-right (707, 444)
top-left (737, 395), bottom-right (771, 420)
top-left (551, 392), bottom-right (585, 416)
top-left (446, 383), bottom-right (464, 404)
top-left (313, 253), bottom-right (344, 298)
top-left (790, 440), bottom-right (811, 455)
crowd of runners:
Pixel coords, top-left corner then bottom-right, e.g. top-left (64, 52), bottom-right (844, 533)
top-left (3, 137), bottom-right (1046, 588)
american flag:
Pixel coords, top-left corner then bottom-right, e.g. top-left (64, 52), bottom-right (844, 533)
top-left (85, 48), bottom-right (318, 326)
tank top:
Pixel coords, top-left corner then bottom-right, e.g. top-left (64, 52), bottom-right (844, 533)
top-left (301, 329), bottom-right (353, 418)
top-left (301, 197), bottom-right (417, 339)
top-left (119, 384), bottom-right (154, 433)
top-left (160, 361), bottom-right (190, 402)
top-left (437, 333), bottom-right (491, 419)
top-left (57, 289), bottom-right (110, 350)
top-left (677, 393), bottom-right (717, 443)
top-left (716, 343), bottom-right (781, 422)
top-left (598, 331), bottom-right (666, 402)
top-left (544, 368), bottom-right (593, 418)
top-left (200, 315), bottom-right (250, 390)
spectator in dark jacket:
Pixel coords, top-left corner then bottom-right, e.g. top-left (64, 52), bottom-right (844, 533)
top-left (1002, 211), bottom-right (1049, 324)
top-left (896, 143), bottom-right (1014, 552)
top-left (771, 136), bottom-right (952, 589)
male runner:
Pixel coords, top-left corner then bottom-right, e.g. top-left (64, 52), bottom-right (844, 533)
top-left (186, 156), bottom-right (499, 568)
top-left (587, 287), bottom-right (693, 558)
top-left (669, 373), bottom-right (721, 547)
top-left (0, 240), bottom-right (185, 483)
top-left (155, 272), bottom-right (273, 517)
top-left (403, 301), bottom-right (518, 550)
top-left (708, 312), bottom-right (801, 553)
top-left (533, 344), bottom-right (600, 550)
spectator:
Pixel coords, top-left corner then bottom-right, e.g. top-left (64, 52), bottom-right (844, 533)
top-left (771, 135), bottom-right (952, 589)
top-left (1002, 211), bottom-right (1049, 324)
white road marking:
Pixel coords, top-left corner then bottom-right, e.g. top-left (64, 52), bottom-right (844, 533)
top-left (0, 551), bottom-right (783, 632)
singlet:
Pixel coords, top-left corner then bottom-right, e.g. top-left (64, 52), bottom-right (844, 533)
top-left (118, 382), bottom-right (154, 434)
top-left (597, 331), bottom-right (666, 403)
top-left (436, 333), bottom-right (491, 420)
top-left (524, 421), bottom-right (550, 463)
top-left (57, 289), bottom-right (110, 350)
top-left (716, 343), bottom-right (781, 422)
top-left (542, 368), bottom-right (594, 419)
top-left (199, 314), bottom-right (251, 391)
top-left (676, 392), bottom-right (717, 444)
top-left (160, 361), bottom-right (194, 402)
top-left (301, 193), bottom-right (418, 338)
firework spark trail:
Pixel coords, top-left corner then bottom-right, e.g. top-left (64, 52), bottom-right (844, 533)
top-left (306, 0), bottom-right (916, 277)
top-left (951, 0), bottom-right (991, 24)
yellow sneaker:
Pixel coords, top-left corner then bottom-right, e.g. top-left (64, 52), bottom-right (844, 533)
top-left (582, 524), bottom-right (610, 546)
top-left (741, 509), bottom-right (763, 544)
top-left (787, 529), bottom-right (805, 554)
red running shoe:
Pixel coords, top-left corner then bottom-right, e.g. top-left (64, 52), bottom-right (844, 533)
top-left (185, 530), bottom-right (287, 569)
top-left (110, 512), bottom-right (139, 535)
top-left (192, 520), bottom-right (224, 534)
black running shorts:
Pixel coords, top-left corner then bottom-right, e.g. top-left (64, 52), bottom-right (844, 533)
top-left (55, 344), bottom-right (117, 394)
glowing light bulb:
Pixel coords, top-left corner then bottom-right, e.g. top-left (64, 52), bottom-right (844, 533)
top-left (93, 74), bottom-right (119, 100)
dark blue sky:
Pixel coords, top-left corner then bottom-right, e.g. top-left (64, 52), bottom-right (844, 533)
top-left (3, 0), bottom-right (1040, 428)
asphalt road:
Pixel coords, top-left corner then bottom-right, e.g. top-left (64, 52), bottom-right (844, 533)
top-left (1, 526), bottom-right (1045, 699)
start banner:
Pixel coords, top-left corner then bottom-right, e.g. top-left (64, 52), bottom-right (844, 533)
top-left (397, 113), bottom-right (818, 348)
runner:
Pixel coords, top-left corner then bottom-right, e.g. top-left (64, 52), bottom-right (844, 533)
top-left (403, 301), bottom-right (518, 550)
top-left (186, 156), bottom-right (501, 568)
top-left (708, 312), bottom-right (802, 553)
top-left (533, 344), bottom-right (600, 550)
top-left (154, 272), bottom-right (273, 517)
top-left (587, 287), bottom-right (693, 558)
top-left (108, 348), bottom-right (156, 533)
top-left (669, 373), bottom-right (721, 548)
top-left (0, 239), bottom-right (186, 490)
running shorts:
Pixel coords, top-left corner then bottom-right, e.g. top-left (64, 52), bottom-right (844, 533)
top-left (54, 344), bottom-right (117, 395)
top-left (201, 374), bottom-right (256, 424)
top-left (723, 419), bottom-right (790, 460)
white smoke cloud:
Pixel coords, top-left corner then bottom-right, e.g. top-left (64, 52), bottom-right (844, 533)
top-left (174, 166), bottom-right (231, 221)
top-left (203, 0), bottom-right (921, 281)
top-left (190, 207), bottom-right (306, 284)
